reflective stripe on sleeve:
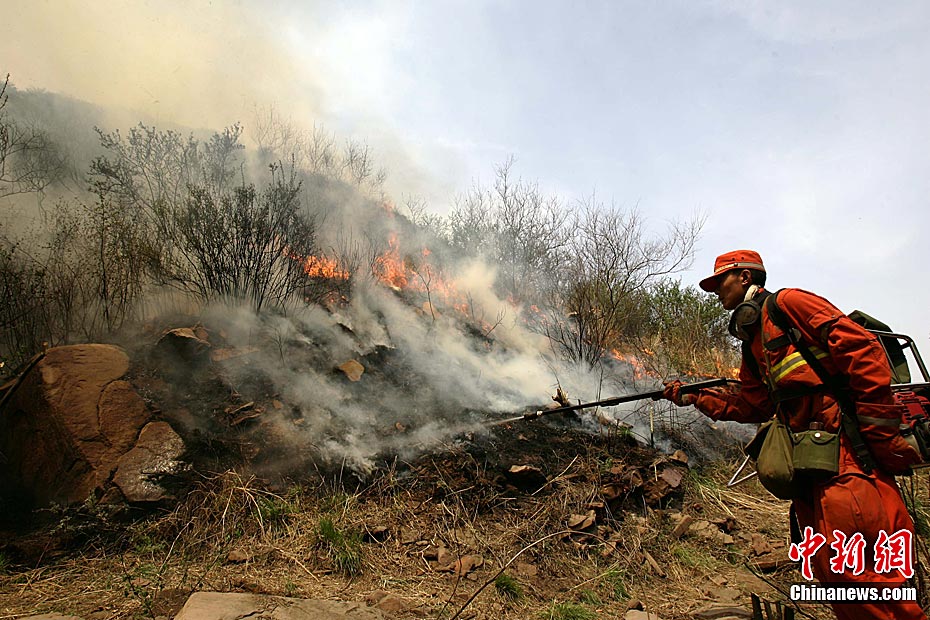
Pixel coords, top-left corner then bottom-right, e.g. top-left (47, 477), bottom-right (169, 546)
top-left (769, 347), bottom-right (829, 384)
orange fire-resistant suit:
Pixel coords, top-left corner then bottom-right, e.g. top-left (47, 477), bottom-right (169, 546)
top-left (690, 287), bottom-right (926, 620)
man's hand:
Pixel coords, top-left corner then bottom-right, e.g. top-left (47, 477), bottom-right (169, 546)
top-left (663, 380), bottom-right (696, 407)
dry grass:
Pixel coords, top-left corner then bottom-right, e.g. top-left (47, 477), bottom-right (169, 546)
top-left (3, 454), bottom-right (928, 620)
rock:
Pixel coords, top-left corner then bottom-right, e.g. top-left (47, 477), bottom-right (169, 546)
top-left (151, 588), bottom-right (191, 617)
top-left (659, 467), bottom-right (684, 488)
top-left (751, 552), bottom-right (792, 572)
top-left (693, 605), bottom-right (753, 619)
top-left (337, 360), bottom-right (365, 382)
top-left (503, 464), bottom-right (547, 492)
top-left (670, 514), bottom-right (694, 538)
top-left (513, 561), bottom-right (538, 577)
top-left (567, 511), bottom-right (597, 531)
top-left (362, 525), bottom-right (390, 543)
top-left (703, 587), bottom-right (742, 602)
top-left (226, 549), bottom-right (251, 563)
top-left (112, 421), bottom-right (187, 503)
top-left (689, 520), bottom-right (735, 545)
top-left (642, 466), bottom-right (688, 505)
top-left (625, 611), bottom-right (661, 620)
top-left (364, 590), bottom-right (410, 613)
top-left (450, 554), bottom-right (483, 576)
top-left (156, 328), bottom-right (211, 360)
top-left (19, 615), bottom-right (84, 620)
top-left (174, 592), bottom-right (385, 620)
top-left (0, 345), bottom-right (164, 508)
top-left (750, 533), bottom-right (775, 556)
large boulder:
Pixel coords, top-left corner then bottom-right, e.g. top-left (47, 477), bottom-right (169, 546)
top-left (0, 344), bottom-right (184, 509)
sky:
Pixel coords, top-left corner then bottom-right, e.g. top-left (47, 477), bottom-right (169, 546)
top-left (4, 0), bottom-right (930, 370)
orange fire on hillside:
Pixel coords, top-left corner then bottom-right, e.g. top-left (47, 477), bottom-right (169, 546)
top-left (301, 255), bottom-right (350, 280)
top-left (295, 234), bottom-right (471, 318)
top-left (610, 349), bottom-right (652, 380)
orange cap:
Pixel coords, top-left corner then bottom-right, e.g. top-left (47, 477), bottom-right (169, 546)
top-left (698, 250), bottom-right (765, 292)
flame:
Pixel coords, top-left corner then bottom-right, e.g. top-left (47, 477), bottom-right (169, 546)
top-left (369, 234), bottom-right (481, 323)
top-left (610, 348), bottom-right (656, 381)
top-left (290, 232), bottom-right (482, 325)
top-left (373, 235), bottom-right (408, 289)
top-left (302, 255), bottom-right (350, 280)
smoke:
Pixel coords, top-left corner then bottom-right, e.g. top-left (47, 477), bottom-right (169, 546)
top-left (193, 259), bottom-right (622, 473)
top-left (1, 4), bottom-right (747, 474)
top-left (3, 2), bottom-right (452, 203)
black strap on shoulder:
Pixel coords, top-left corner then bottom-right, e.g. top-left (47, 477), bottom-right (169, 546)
top-left (741, 340), bottom-right (761, 381)
top-left (764, 290), bottom-right (876, 473)
top-left (739, 289), bottom-right (771, 381)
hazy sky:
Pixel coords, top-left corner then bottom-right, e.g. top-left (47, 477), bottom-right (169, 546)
top-left (5, 0), bottom-right (930, 365)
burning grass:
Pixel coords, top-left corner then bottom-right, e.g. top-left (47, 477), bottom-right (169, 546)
top-left (0, 419), bottom-right (876, 620)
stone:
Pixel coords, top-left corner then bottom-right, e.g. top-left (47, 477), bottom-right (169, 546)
top-left (174, 592), bottom-right (385, 620)
top-left (660, 467), bottom-right (684, 488)
top-left (567, 511), bottom-right (597, 531)
top-left (750, 533), bottom-right (775, 556)
top-left (112, 421), bottom-right (187, 503)
top-left (504, 464), bottom-right (547, 492)
top-left (364, 591), bottom-right (410, 613)
top-left (337, 360), bottom-right (365, 382)
top-left (693, 605), bottom-right (753, 619)
top-left (703, 587), bottom-right (742, 602)
top-left (0, 345), bottom-right (157, 508)
top-left (450, 554), bottom-right (483, 576)
top-left (513, 561), bottom-right (538, 577)
top-left (151, 588), bottom-right (192, 617)
top-left (156, 328), bottom-right (211, 360)
top-left (625, 611), bottom-right (661, 620)
top-left (670, 514), bottom-right (694, 538)
top-left (226, 549), bottom-right (251, 563)
top-left (20, 615), bottom-right (84, 620)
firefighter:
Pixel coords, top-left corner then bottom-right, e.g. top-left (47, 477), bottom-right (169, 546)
top-left (663, 250), bottom-right (926, 620)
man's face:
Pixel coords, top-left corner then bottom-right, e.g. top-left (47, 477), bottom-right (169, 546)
top-left (714, 270), bottom-right (750, 311)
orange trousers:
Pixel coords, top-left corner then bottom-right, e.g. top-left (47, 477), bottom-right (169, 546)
top-left (793, 470), bottom-right (926, 620)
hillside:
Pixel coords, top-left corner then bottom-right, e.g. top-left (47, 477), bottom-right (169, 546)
top-left (0, 316), bottom-right (842, 620)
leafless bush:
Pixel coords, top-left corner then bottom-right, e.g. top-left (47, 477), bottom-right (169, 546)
top-left (164, 165), bottom-right (317, 312)
top-left (0, 75), bottom-right (68, 199)
top-left (546, 202), bottom-right (703, 367)
top-left (251, 106), bottom-right (385, 197)
top-left (0, 205), bottom-right (97, 366)
top-left (443, 158), bottom-right (570, 303)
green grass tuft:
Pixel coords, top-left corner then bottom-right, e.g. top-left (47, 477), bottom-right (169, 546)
top-left (255, 494), bottom-right (293, 527)
top-left (577, 589), bottom-right (601, 605)
top-left (601, 568), bottom-right (628, 601)
top-left (672, 544), bottom-right (717, 569)
top-left (494, 572), bottom-right (524, 601)
top-left (539, 601), bottom-right (598, 620)
top-left (317, 517), bottom-right (363, 576)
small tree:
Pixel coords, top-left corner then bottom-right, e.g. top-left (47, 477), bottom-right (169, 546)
top-left (546, 203), bottom-right (703, 367)
top-left (636, 278), bottom-right (737, 377)
top-left (167, 164), bottom-right (317, 312)
top-left (443, 158), bottom-right (570, 303)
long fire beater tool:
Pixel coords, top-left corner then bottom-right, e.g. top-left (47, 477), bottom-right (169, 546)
top-left (494, 377), bottom-right (740, 426)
